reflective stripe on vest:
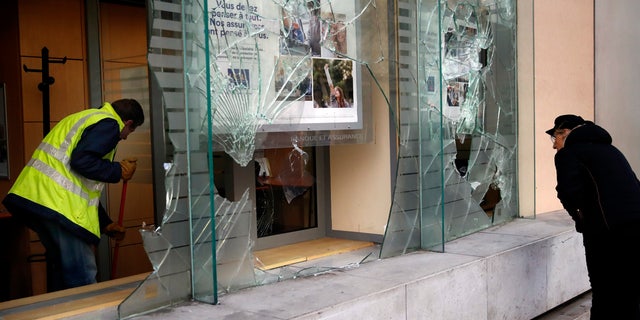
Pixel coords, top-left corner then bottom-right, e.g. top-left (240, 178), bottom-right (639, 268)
top-left (35, 111), bottom-right (109, 194)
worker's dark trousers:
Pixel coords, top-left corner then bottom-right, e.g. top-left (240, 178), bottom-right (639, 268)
top-left (3, 201), bottom-right (97, 292)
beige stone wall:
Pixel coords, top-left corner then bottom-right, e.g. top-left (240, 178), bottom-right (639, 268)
top-left (534, 0), bottom-right (595, 214)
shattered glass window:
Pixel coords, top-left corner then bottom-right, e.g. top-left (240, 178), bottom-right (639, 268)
top-left (381, 0), bottom-right (517, 257)
top-left (118, 0), bottom-right (517, 317)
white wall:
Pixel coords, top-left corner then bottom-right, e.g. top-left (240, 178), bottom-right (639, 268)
top-left (595, 0), bottom-right (640, 173)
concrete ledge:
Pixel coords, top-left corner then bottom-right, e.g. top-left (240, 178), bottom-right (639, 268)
top-left (130, 211), bottom-right (590, 320)
top-left (2, 211), bottom-right (590, 319)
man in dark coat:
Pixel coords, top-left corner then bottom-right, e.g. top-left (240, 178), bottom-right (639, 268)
top-left (548, 114), bottom-right (640, 319)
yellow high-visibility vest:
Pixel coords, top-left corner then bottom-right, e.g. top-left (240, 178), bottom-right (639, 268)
top-left (9, 103), bottom-right (124, 241)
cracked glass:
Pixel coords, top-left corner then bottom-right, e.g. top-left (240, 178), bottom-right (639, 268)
top-left (118, 0), bottom-right (517, 317)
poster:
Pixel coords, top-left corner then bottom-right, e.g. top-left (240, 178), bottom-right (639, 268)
top-left (207, 0), bottom-right (362, 132)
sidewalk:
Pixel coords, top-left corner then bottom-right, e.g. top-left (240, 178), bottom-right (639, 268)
top-left (533, 291), bottom-right (591, 320)
top-left (125, 211), bottom-right (590, 320)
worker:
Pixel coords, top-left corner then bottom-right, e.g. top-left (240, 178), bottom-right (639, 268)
top-left (2, 98), bottom-right (144, 291)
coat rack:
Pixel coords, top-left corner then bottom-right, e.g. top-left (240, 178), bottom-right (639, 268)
top-left (23, 47), bottom-right (67, 136)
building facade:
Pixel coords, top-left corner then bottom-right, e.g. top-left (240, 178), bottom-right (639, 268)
top-left (125, 0), bottom-right (519, 315)
top-left (4, 0), bottom-right (640, 318)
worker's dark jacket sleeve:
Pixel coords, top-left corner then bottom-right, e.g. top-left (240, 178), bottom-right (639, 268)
top-left (70, 119), bottom-right (123, 231)
top-left (70, 119), bottom-right (122, 183)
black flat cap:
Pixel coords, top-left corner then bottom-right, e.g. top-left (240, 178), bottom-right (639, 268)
top-left (546, 114), bottom-right (585, 135)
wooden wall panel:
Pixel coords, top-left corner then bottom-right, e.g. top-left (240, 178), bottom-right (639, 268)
top-left (18, 0), bottom-right (85, 59)
top-left (111, 244), bottom-right (152, 278)
top-left (106, 183), bottom-right (155, 226)
top-left (99, 4), bottom-right (147, 64)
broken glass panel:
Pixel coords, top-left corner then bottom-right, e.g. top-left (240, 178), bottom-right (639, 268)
top-left (381, 0), bottom-right (517, 257)
top-left (120, 0), bottom-right (517, 317)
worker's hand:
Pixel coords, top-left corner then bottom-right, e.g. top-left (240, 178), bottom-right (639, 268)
top-left (104, 222), bottom-right (126, 241)
top-left (120, 158), bottom-right (137, 182)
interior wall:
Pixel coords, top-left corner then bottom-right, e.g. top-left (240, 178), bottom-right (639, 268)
top-left (329, 12), bottom-right (391, 236)
top-left (0, 2), bottom-right (25, 197)
top-left (534, 0), bottom-right (594, 214)
top-left (330, 80), bottom-right (391, 236)
top-left (19, 0), bottom-right (88, 150)
top-left (0, 0), bottom-right (153, 298)
top-left (594, 0), bottom-right (640, 172)
top-left (0, 0), bottom-right (30, 301)
top-left (99, 2), bottom-right (154, 279)
top-left (17, 0), bottom-right (88, 296)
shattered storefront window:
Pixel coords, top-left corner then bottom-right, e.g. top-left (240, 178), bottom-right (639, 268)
top-left (119, 0), bottom-right (517, 318)
top-left (381, 0), bottom-right (517, 256)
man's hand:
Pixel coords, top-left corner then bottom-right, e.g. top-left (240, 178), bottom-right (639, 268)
top-left (104, 222), bottom-right (126, 241)
top-left (120, 158), bottom-right (137, 182)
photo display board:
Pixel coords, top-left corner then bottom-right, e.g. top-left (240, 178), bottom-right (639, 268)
top-left (207, 0), bottom-right (363, 132)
